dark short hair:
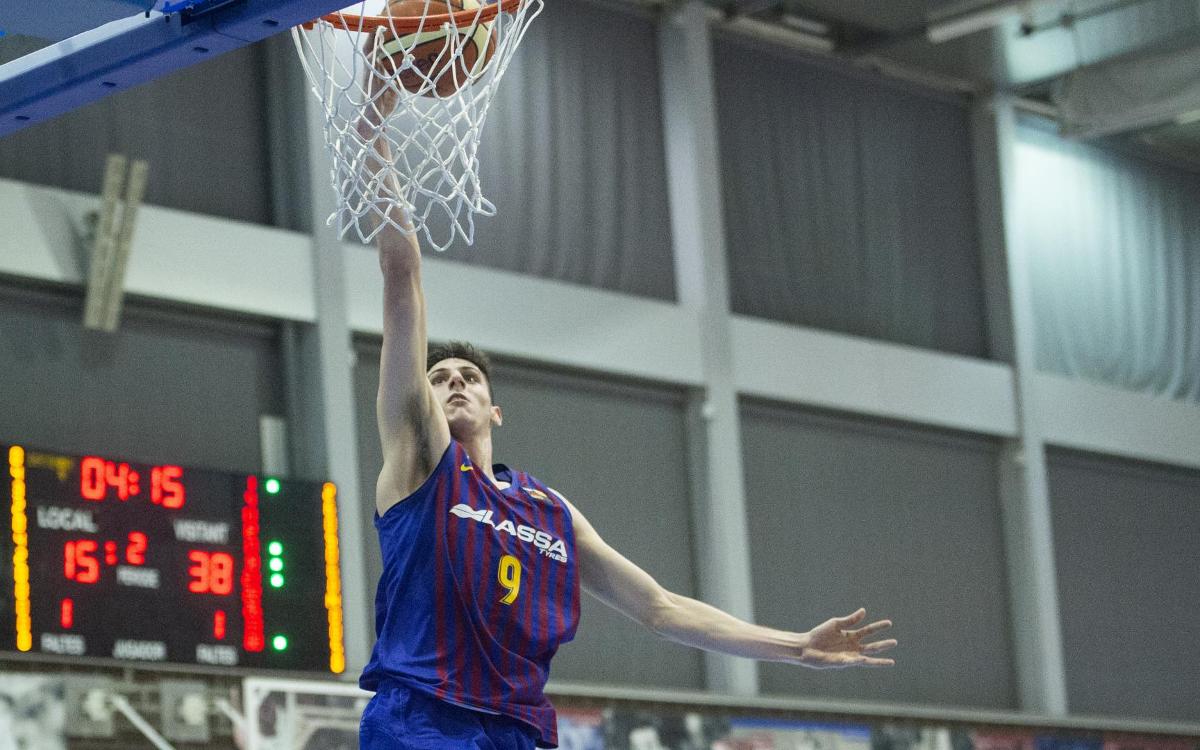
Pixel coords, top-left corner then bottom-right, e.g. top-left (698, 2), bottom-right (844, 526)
top-left (427, 341), bottom-right (494, 396)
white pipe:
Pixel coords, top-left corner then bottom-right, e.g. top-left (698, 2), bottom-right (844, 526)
top-left (214, 697), bottom-right (247, 734)
top-left (926, 0), bottom-right (1063, 43)
top-left (545, 681), bottom-right (1200, 735)
top-left (101, 157), bottom-right (148, 331)
top-left (108, 694), bottom-right (177, 750)
top-left (723, 14), bottom-right (835, 53)
top-left (83, 154), bottom-right (126, 331)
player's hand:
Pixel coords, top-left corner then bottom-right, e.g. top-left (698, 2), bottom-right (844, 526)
top-left (795, 608), bottom-right (896, 669)
top-left (361, 32), bottom-right (400, 126)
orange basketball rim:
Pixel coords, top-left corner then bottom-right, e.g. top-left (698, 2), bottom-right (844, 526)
top-left (308, 0), bottom-right (526, 34)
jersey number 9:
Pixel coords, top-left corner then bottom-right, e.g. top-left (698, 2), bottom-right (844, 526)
top-left (498, 555), bottom-right (521, 605)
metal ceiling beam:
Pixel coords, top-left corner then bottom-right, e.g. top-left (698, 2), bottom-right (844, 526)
top-left (1053, 39), bottom-right (1200, 138)
top-left (1016, 0), bottom-right (1156, 36)
top-left (725, 0), bottom-right (785, 17)
top-left (926, 0), bottom-right (1064, 44)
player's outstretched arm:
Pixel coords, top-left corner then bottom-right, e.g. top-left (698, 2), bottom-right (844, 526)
top-left (372, 218), bottom-right (451, 517)
top-left (357, 62), bottom-right (451, 516)
top-left (562, 497), bottom-right (897, 669)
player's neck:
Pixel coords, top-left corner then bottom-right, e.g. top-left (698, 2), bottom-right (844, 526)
top-left (458, 431), bottom-right (507, 489)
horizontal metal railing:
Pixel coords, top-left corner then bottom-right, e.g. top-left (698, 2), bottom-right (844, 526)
top-left (547, 681), bottom-right (1200, 738)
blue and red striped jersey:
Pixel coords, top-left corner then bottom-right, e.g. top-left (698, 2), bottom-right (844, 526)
top-left (360, 440), bottom-right (581, 748)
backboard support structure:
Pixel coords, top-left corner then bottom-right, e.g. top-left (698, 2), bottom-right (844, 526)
top-left (0, 0), bottom-right (351, 137)
top-left (1, 1), bottom-right (157, 42)
top-left (242, 676), bottom-right (370, 750)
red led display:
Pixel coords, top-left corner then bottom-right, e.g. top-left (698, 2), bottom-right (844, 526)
top-left (126, 532), bottom-right (147, 565)
top-left (64, 532), bottom-right (149, 585)
top-left (80, 457), bottom-right (141, 501)
top-left (241, 475), bottom-right (265, 652)
top-left (60, 598), bottom-right (74, 629)
top-left (150, 465), bottom-right (185, 508)
top-left (64, 540), bottom-right (100, 583)
top-left (213, 610), bottom-right (226, 640)
top-left (80, 458), bottom-right (185, 507)
top-left (79, 457), bottom-right (107, 500)
top-left (187, 550), bottom-right (234, 595)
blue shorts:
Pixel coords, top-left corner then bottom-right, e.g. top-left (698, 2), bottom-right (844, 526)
top-left (360, 683), bottom-right (539, 750)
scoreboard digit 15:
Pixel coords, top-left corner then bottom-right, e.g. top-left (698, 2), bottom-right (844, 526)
top-left (2, 444), bottom-right (346, 674)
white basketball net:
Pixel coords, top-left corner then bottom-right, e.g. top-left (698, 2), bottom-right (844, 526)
top-left (292, 0), bottom-right (543, 250)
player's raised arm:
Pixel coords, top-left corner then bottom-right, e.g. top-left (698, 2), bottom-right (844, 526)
top-left (357, 59), bottom-right (451, 516)
top-left (559, 495), bottom-right (897, 669)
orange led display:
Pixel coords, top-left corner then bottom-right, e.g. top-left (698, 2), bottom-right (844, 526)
top-left (321, 482), bottom-right (346, 674)
top-left (9, 446), bottom-right (31, 651)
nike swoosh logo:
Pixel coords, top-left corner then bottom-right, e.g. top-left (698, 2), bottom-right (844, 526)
top-left (460, 463), bottom-right (472, 472)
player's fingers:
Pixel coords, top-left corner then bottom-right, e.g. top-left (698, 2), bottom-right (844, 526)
top-left (862, 639), bottom-right (898, 654)
top-left (850, 620), bottom-right (892, 637)
top-left (856, 656), bottom-right (896, 667)
top-left (834, 608), bottom-right (867, 627)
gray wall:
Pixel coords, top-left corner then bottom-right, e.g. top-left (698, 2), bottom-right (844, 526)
top-left (1048, 449), bottom-right (1200, 722)
top-left (0, 283), bottom-right (281, 472)
top-left (353, 340), bottom-right (705, 689)
top-left (740, 400), bottom-right (1016, 708)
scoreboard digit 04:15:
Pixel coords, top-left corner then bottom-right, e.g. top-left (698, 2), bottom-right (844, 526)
top-left (2, 444), bottom-right (346, 675)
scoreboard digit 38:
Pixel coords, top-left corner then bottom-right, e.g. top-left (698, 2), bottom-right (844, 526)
top-left (2, 444), bottom-right (346, 675)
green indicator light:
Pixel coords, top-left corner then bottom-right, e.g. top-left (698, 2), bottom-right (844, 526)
top-left (267, 541), bottom-right (283, 556)
top-left (265, 478), bottom-right (281, 495)
top-left (272, 635), bottom-right (288, 651)
top-left (270, 573), bottom-right (285, 588)
top-left (268, 557), bottom-right (284, 572)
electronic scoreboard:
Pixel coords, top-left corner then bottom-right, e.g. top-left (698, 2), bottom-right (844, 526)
top-left (2, 444), bottom-right (346, 674)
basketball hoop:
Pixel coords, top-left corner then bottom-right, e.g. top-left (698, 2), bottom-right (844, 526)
top-left (292, 0), bottom-right (544, 250)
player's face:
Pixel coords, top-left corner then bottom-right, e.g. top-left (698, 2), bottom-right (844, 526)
top-left (427, 357), bottom-right (502, 437)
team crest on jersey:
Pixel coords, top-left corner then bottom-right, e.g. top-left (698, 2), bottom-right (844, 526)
top-left (449, 504), bottom-right (569, 562)
top-left (522, 486), bottom-right (550, 503)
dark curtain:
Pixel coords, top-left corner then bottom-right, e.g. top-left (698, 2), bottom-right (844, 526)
top-left (435, 0), bottom-right (677, 300)
top-left (714, 34), bottom-right (989, 357)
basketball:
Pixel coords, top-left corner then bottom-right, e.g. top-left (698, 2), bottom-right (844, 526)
top-left (376, 0), bottom-right (497, 98)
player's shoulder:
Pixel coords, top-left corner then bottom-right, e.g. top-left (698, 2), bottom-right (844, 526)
top-left (539, 482), bottom-right (575, 516)
top-left (508, 471), bottom-right (570, 509)
top-left (377, 440), bottom-right (465, 516)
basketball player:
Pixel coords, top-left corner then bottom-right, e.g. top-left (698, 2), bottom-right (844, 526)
top-left (355, 63), bottom-right (896, 750)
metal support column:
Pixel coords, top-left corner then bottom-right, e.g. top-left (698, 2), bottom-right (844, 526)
top-left (283, 65), bottom-right (373, 677)
top-left (659, 0), bottom-right (758, 696)
top-left (971, 96), bottom-right (1069, 715)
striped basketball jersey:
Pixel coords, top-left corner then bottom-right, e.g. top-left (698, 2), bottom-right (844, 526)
top-left (360, 440), bottom-right (581, 748)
